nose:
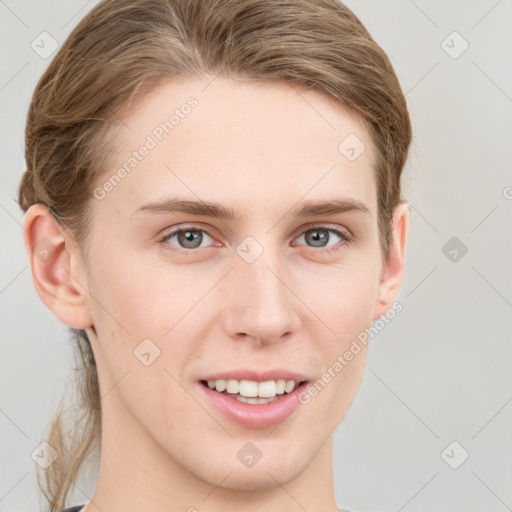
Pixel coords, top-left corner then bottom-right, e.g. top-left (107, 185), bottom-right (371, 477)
top-left (220, 248), bottom-right (301, 346)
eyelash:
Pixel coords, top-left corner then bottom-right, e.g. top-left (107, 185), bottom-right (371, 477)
top-left (158, 223), bottom-right (353, 255)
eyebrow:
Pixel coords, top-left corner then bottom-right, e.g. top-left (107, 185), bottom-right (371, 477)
top-left (132, 197), bottom-right (371, 219)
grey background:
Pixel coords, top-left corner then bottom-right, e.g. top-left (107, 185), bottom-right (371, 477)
top-left (1, 1), bottom-right (511, 511)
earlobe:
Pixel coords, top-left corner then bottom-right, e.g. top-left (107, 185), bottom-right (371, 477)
top-left (372, 201), bottom-right (410, 321)
top-left (23, 204), bottom-right (93, 329)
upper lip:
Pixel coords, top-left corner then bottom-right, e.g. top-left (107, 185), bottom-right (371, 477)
top-left (199, 369), bottom-right (310, 383)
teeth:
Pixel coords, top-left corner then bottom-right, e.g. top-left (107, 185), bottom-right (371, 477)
top-left (239, 380), bottom-right (259, 397)
top-left (275, 379), bottom-right (286, 394)
top-left (205, 378), bottom-right (301, 398)
top-left (284, 380), bottom-right (296, 393)
top-left (226, 379), bottom-right (239, 394)
top-left (235, 395), bottom-right (279, 404)
top-left (258, 380), bottom-right (276, 398)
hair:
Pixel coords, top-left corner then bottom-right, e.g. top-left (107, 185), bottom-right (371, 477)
top-left (18, 0), bottom-right (412, 509)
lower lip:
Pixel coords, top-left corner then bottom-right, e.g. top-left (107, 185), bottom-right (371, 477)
top-left (197, 381), bottom-right (308, 428)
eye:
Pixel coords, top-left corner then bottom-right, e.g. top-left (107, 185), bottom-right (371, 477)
top-left (294, 225), bottom-right (351, 251)
top-left (161, 227), bottom-right (216, 250)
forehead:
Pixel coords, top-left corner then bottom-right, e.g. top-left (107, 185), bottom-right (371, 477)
top-left (95, 77), bottom-right (378, 220)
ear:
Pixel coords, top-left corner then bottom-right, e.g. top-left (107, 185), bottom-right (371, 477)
top-left (372, 201), bottom-right (410, 321)
top-left (22, 203), bottom-right (93, 329)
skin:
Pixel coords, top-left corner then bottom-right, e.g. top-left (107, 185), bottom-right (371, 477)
top-left (24, 76), bottom-right (408, 512)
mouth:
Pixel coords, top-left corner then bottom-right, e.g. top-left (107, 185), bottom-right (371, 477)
top-left (198, 377), bottom-right (310, 428)
top-left (200, 378), bottom-right (307, 404)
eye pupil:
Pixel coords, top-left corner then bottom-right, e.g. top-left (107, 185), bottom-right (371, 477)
top-left (178, 229), bottom-right (203, 248)
top-left (305, 229), bottom-right (328, 247)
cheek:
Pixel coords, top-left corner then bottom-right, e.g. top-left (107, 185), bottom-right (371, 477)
top-left (86, 246), bottom-right (177, 333)
top-left (84, 250), bottom-right (203, 428)
top-left (299, 257), bottom-right (380, 343)
top-left (294, 260), bottom-right (379, 424)
top-left (84, 246), bottom-right (215, 382)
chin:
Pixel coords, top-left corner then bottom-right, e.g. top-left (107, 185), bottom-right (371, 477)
top-left (214, 462), bottom-right (306, 492)
top-left (196, 440), bottom-right (311, 491)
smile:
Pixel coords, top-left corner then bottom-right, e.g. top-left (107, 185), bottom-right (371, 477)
top-left (198, 377), bottom-right (310, 428)
top-left (201, 379), bottom-right (304, 404)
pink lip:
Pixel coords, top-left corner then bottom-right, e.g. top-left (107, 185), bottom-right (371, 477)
top-left (197, 380), bottom-right (309, 428)
top-left (199, 369), bottom-right (310, 382)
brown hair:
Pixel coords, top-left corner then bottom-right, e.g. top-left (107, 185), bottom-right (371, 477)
top-left (18, 0), bottom-right (411, 509)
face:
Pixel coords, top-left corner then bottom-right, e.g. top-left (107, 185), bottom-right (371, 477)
top-left (76, 77), bottom-right (393, 489)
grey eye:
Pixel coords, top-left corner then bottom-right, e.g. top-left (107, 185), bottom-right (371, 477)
top-left (297, 228), bottom-right (343, 248)
top-left (165, 228), bottom-right (213, 249)
top-left (178, 229), bottom-right (203, 248)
